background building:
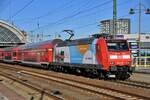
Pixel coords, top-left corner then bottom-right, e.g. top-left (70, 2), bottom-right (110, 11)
top-left (100, 19), bottom-right (130, 34)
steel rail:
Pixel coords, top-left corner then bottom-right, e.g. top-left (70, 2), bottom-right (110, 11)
top-left (0, 71), bottom-right (63, 100)
top-left (0, 63), bottom-right (150, 99)
top-left (0, 65), bottom-right (121, 99)
top-left (109, 80), bottom-right (150, 89)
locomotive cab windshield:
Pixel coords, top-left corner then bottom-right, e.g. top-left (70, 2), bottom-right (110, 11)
top-left (107, 40), bottom-right (129, 51)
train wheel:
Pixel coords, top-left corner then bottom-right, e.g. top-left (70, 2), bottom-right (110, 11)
top-left (116, 72), bottom-right (130, 80)
top-left (48, 66), bottom-right (52, 70)
top-left (98, 73), bottom-right (105, 80)
top-left (63, 67), bottom-right (68, 73)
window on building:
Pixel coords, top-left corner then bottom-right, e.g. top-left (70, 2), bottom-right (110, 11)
top-left (147, 50), bottom-right (150, 56)
top-left (140, 50), bottom-right (146, 56)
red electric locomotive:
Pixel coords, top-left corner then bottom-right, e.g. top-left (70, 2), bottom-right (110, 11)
top-left (1, 34), bottom-right (133, 80)
top-left (52, 34), bottom-right (133, 79)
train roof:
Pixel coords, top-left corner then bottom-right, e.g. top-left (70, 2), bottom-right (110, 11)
top-left (22, 39), bottom-right (63, 49)
top-left (56, 38), bottom-right (94, 47)
top-left (3, 47), bottom-right (13, 51)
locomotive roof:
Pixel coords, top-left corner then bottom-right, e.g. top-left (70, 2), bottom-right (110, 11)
top-left (56, 38), bottom-right (94, 47)
top-left (106, 39), bottom-right (127, 42)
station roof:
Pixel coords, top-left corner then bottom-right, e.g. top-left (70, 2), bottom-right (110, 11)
top-left (0, 20), bottom-right (26, 47)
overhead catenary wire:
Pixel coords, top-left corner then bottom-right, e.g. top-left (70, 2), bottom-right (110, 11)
top-left (12, 0), bottom-right (79, 23)
top-left (71, 0), bottom-right (131, 30)
top-left (13, 0), bottom-right (90, 21)
top-left (23, 0), bottom-right (142, 42)
top-left (54, 0), bottom-right (131, 30)
top-left (11, 0), bottom-right (35, 19)
top-left (14, 0), bottom-right (129, 24)
top-left (37, 0), bottom-right (94, 29)
top-left (28, 0), bottom-right (133, 41)
top-left (30, 0), bottom-right (112, 32)
top-left (30, 0), bottom-right (130, 32)
top-left (53, 14), bottom-right (131, 39)
top-left (15, 0), bottom-right (92, 26)
top-left (73, 14), bottom-right (132, 30)
top-left (25, 0), bottom-right (92, 33)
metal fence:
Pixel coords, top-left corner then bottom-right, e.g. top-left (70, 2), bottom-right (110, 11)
top-left (132, 57), bottom-right (150, 67)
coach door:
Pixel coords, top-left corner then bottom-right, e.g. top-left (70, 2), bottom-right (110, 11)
top-left (37, 49), bottom-right (40, 62)
top-left (48, 48), bottom-right (53, 62)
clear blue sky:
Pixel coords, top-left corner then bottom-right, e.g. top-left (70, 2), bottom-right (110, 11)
top-left (0, 0), bottom-right (150, 40)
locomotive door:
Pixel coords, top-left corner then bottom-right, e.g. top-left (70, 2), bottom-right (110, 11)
top-left (96, 43), bottom-right (101, 63)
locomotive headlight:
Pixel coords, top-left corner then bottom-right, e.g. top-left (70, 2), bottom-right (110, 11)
top-left (123, 55), bottom-right (130, 59)
top-left (110, 61), bottom-right (115, 65)
top-left (126, 61), bottom-right (130, 65)
top-left (110, 55), bottom-right (117, 59)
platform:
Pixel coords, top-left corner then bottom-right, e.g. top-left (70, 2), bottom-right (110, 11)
top-left (135, 67), bottom-right (150, 74)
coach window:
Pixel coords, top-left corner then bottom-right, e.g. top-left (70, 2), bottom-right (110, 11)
top-left (42, 52), bottom-right (44, 56)
top-left (45, 49), bottom-right (48, 55)
top-left (60, 51), bottom-right (64, 55)
top-left (141, 50), bottom-right (146, 56)
top-left (13, 52), bottom-right (16, 57)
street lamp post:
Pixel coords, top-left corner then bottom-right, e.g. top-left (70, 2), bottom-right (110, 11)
top-left (129, 0), bottom-right (150, 64)
top-left (138, 0), bottom-right (141, 60)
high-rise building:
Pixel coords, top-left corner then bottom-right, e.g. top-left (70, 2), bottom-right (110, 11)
top-left (100, 19), bottom-right (130, 34)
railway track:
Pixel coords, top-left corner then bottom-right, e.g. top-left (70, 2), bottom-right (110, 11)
top-left (0, 70), bottom-right (63, 100)
top-left (0, 65), bottom-right (122, 99)
top-left (0, 63), bottom-right (150, 99)
top-left (110, 80), bottom-right (150, 89)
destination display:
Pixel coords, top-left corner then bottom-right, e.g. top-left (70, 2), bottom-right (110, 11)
top-left (129, 42), bottom-right (139, 57)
